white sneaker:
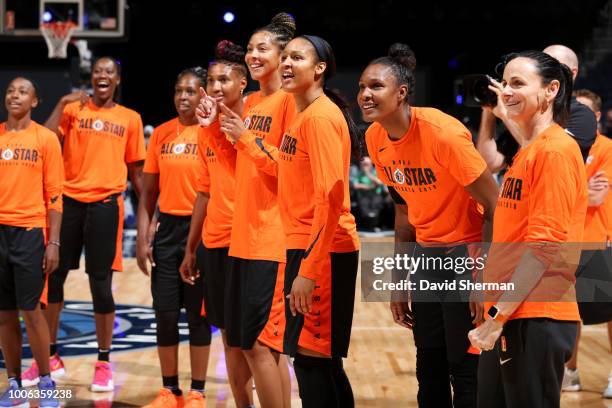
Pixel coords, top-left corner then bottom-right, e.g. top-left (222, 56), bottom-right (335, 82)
top-left (603, 369), bottom-right (612, 398)
top-left (562, 367), bottom-right (581, 392)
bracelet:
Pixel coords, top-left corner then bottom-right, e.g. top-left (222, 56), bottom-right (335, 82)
top-left (48, 240), bottom-right (61, 247)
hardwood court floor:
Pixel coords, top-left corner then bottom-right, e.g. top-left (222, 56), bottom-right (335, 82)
top-left (3, 238), bottom-right (612, 407)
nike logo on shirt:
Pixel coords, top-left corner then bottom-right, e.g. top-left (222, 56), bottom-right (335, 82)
top-left (303, 226), bottom-right (324, 259)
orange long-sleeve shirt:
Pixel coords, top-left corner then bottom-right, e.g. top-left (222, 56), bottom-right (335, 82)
top-left (0, 121), bottom-right (63, 227)
top-left (583, 133), bottom-right (612, 247)
top-left (276, 95), bottom-right (359, 280)
top-left (211, 90), bottom-right (295, 262)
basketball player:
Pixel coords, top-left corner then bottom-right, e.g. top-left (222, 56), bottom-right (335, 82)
top-left (179, 41), bottom-right (254, 407)
top-left (193, 13), bottom-right (296, 408)
top-left (0, 77), bottom-right (63, 407)
top-left (137, 67), bottom-right (210, 408)
top-left (27, 57), bottom-right (146, 392)
top-left (359, 44), bottom-right (499, 407)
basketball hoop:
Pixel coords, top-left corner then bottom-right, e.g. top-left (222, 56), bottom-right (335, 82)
top-left (40, 21), bottom-right (77, 59)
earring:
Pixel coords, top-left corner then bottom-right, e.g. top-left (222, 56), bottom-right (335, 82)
top-left (240, 89), bottom-right (244, 95)
top-left (540, 99), bottom-right (549, 114)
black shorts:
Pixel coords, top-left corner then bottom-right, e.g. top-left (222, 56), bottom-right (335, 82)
top-left (224, 256), bottom-right (283, 350)
top-left (60, 194), bottom-right (123, 277)
top-left (576, 249), bottom-right (612, 325)
top-left (197, 243), bottom-right (229, 329)
top-left (151, 213), bottom-right (203, 314)
top-left (0, 225), bottom-right (45, 311)
top-left (283, 249), bottom-right (359, 358)
top-left (478, 318), bottom-right (577, 408)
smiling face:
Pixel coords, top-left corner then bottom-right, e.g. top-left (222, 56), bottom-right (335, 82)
top-left (500, 57), bottom-right (559, 123)
top-left (91, 58), bottom-right (120, 102)
top-left (245, 31), bottom-right (281, 82)
top-left (205, 62), bottom-right (247, 109)
top-left (174, 74), bottom-right (201, 119)
top-left (279, 37), bottom-right (325, 94)
top-left (5, 77), bottom-right (38, 119)
top-left (357, 63), bottom-right (407, 123)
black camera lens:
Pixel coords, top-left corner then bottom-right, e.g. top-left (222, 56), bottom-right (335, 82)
top-left (463, 74), bottom-right (498, 107)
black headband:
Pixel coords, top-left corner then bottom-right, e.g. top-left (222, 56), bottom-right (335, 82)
top-left (301, 35), bottom-right (336, 80)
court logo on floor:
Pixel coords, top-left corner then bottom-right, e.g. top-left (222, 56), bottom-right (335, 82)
top-left (0, 301), bottom-right (204, 367)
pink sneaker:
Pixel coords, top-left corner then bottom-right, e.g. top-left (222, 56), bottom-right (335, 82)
top-left (21, 360), bottom-right (40, 387)
top-left (21, 354), bottom-right (67, 387)
top-left (90, 361), bottom-right (114, 392)
top-left (49, 354), bottom-right (67, 380)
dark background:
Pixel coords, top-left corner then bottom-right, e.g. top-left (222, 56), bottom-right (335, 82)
top-left (1, 0), bottom-right (610, 130)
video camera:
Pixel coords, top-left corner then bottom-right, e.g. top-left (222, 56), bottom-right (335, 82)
top-left (462, 74), bottom-right (498, 107)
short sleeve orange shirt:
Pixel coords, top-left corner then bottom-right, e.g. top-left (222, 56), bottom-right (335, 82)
top-left (490, 124), bottom-right (587, 321)
top-left (365, 107), bottom-right (487, 243)
top-left (143, 118), bottom-right (200, 216)
top-left (196, 126), bottom-right (236, 248)
top-left (60, 100), bottom-right (146, 202)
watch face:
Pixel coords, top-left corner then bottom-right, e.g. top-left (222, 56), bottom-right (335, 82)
top-left (488, 306), bottom-right (498, 319)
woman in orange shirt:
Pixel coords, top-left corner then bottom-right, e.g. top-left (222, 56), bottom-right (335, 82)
top-left (359, 44), bottom-right (499, 408)
top-left (136, 67), bottom-right (209, 408)
top-left (279, 35), bottom-right (363, 407)
top-left (228, 34), bottom-right (363, 407)
top-left (0, 77), bottom-right (63, 407)
top-left (195, 13), bottom-right (295, 408)
top-left (468, 51), bottom-right (587, 407)
top-left (32, 57), bottom-right (146, 392)
top-left (179, 41), bottom-right (254, 408)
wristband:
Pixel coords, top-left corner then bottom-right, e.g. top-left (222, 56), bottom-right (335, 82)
top-left (48, 240), bottom-right (61, 248)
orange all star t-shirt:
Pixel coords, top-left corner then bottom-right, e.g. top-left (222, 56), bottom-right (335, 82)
top-left (143, 118), bottom-right (200, 216)
top-left (211, 90), bottom-right (295, 262)
top-left (196, 124), bottom-right (236, 248)
top-left (60, 100), bottom-right (146, 203)
top-left (0, 121), bottom-right (64, 227)
top-left (488, 124), bottom-right (587, 321)
top-left (583, 133), bottom-right (612, 247)
top-left (365, 107), bottom-right (487, 244)
top-left (277, 94), bottom-right (359, 280)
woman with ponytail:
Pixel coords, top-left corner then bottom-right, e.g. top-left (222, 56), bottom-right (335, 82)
top-left (468, 51), bottom-right (586, 407)
top-left (359, 44), bottom-right (498, 408)
top-left (277, 35), bottom-right (361, 407)
top-left (196, 13), bottom-right (296, 408)
top-left (220, 33), bottom-right (362, 406)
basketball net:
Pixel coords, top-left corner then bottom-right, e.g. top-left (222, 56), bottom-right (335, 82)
top-left (40, 22), bottom-right (77, 59)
